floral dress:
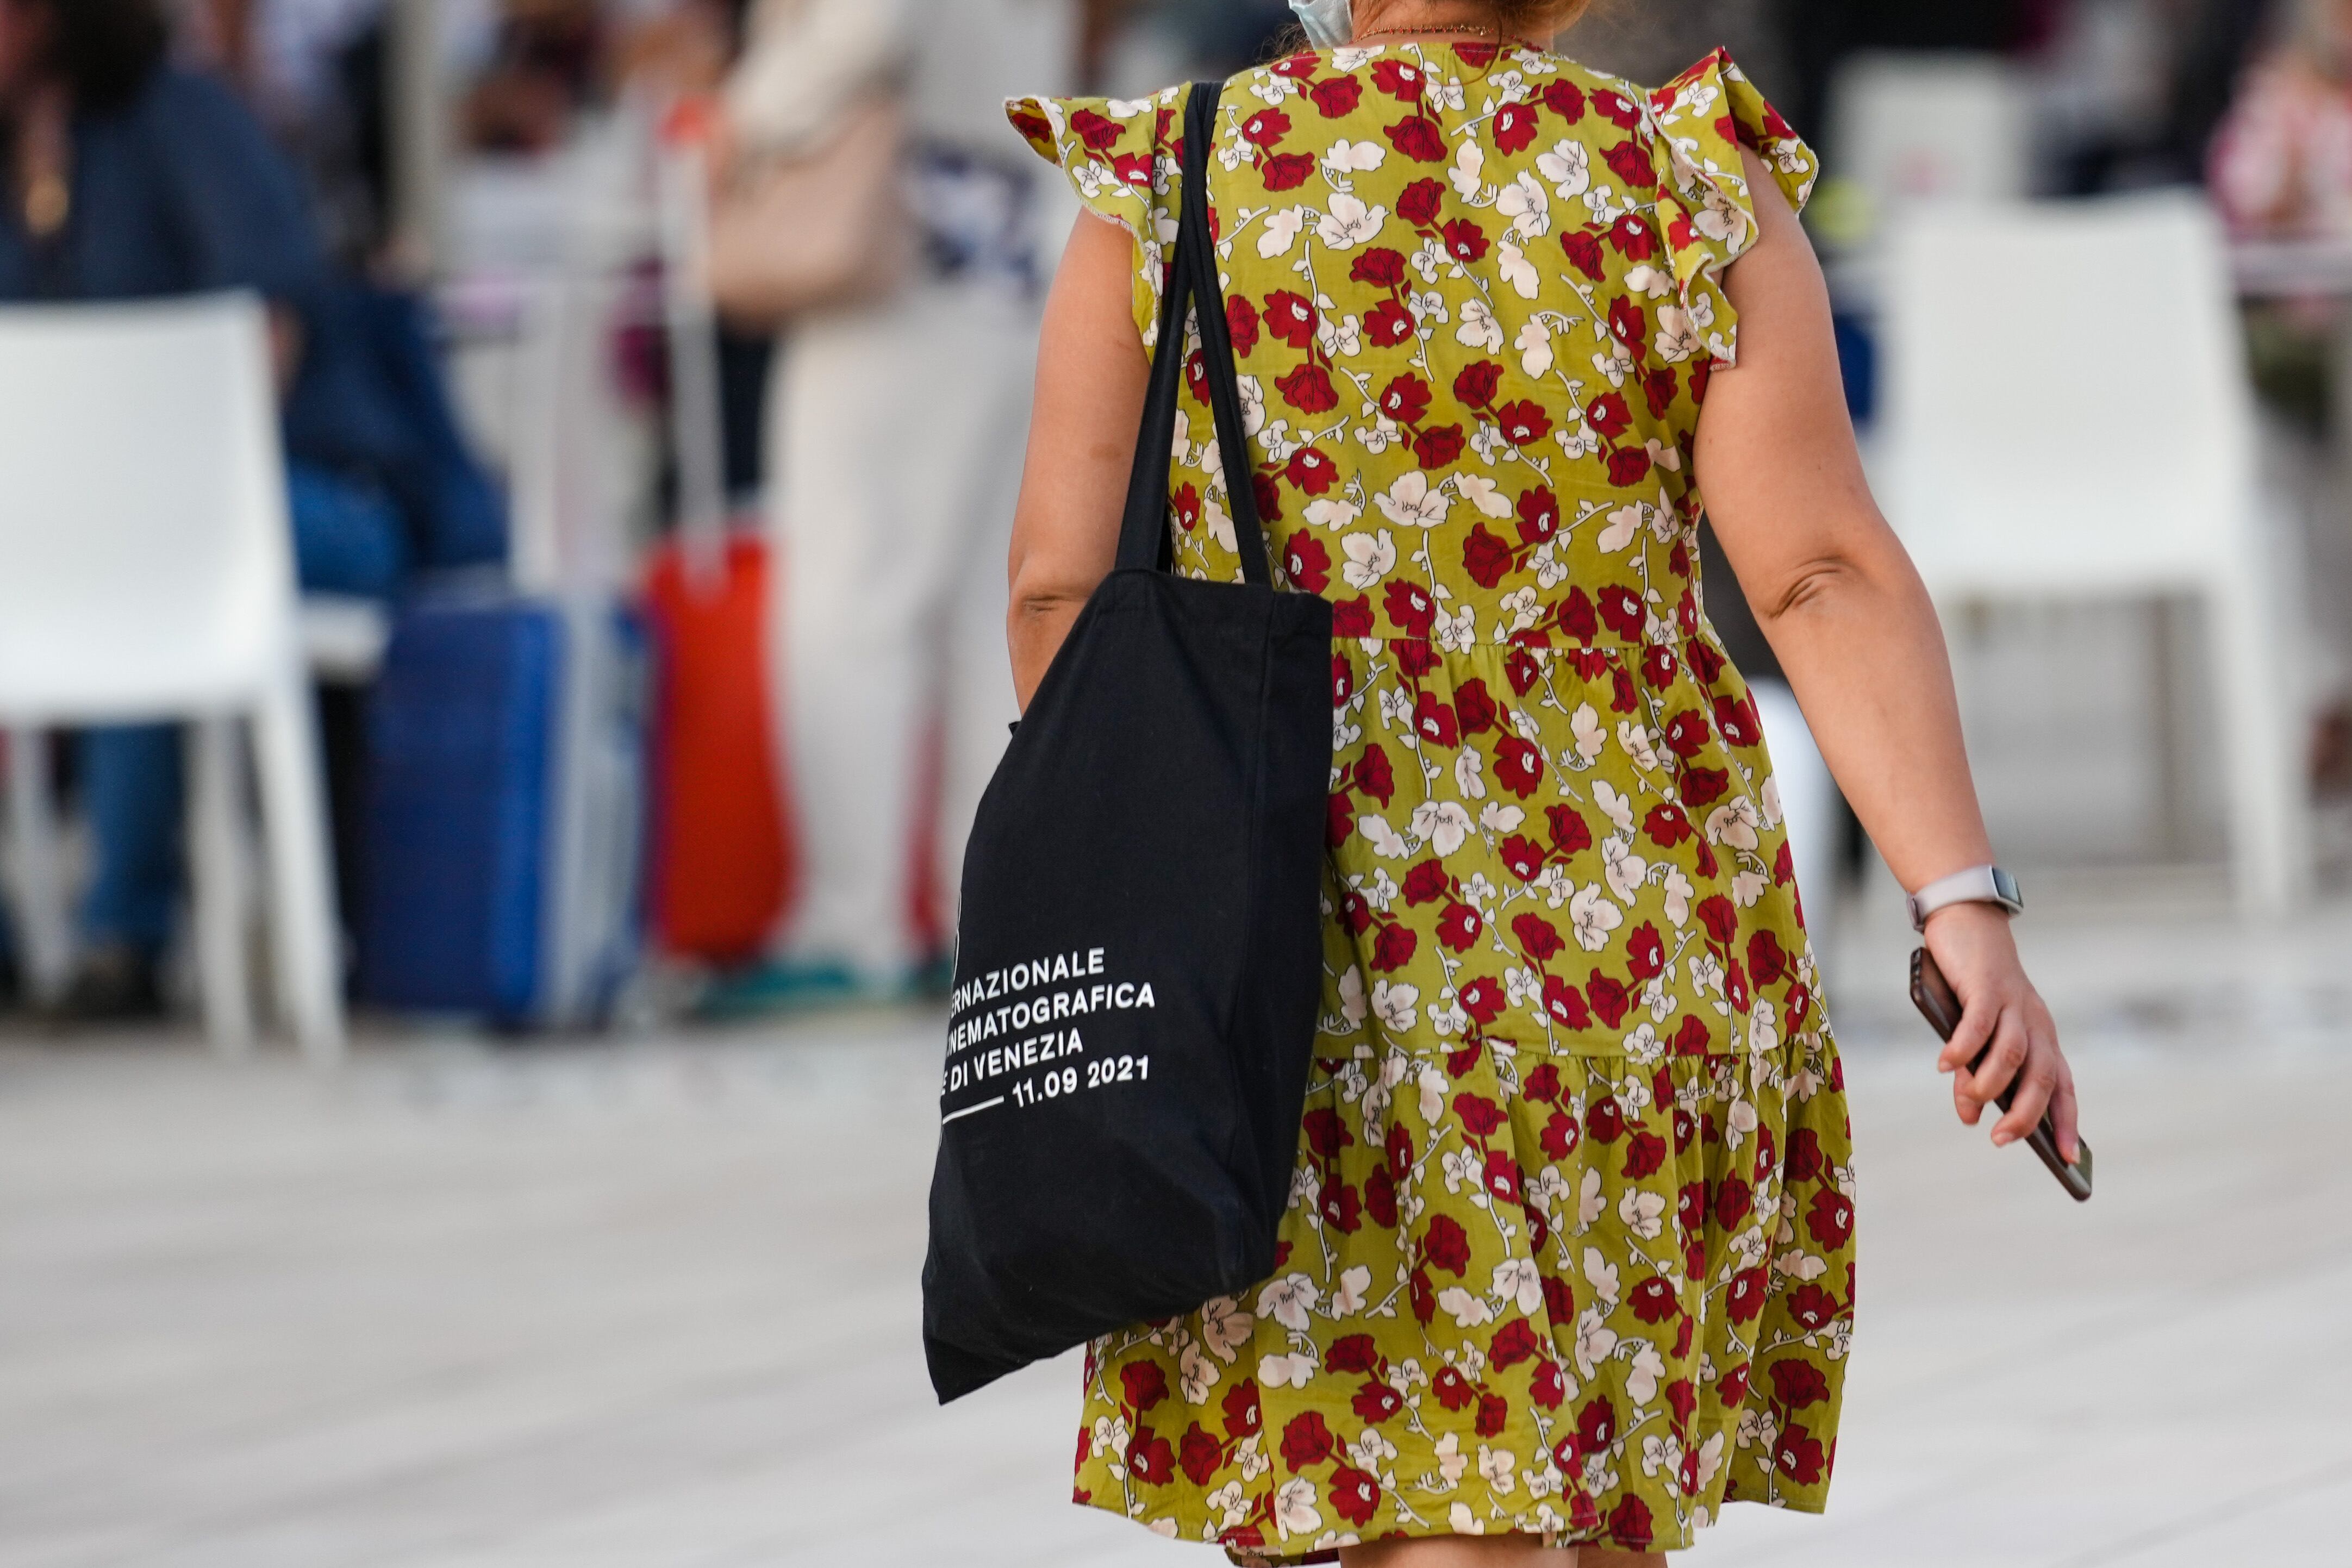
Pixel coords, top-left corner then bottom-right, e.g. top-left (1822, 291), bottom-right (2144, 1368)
top-left (1008, 43), bottom-right (1854, 1563)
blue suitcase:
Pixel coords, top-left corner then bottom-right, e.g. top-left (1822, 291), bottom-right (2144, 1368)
top-left (357, 594), bottom-right (646, 1028)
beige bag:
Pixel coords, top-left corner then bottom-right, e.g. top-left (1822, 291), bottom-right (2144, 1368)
top-left (706, 97), bottom-right (916, 328)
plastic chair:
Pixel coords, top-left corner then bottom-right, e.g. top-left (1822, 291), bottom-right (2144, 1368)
top-left (0, 295), bottom-right (347, 1062)
top-left (1874, 193), bottom-right (2312, 913)
top-left (1828, 53), bottom-right (2034, 228)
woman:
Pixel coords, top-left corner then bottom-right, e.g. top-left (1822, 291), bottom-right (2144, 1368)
top-left (2212, 0), bottom-right (2352, 238)
top-left (1002, 1), bottom-right (2083, 1561)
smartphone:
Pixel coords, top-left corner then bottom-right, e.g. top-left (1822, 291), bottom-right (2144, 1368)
top-left (1910, 948), bottom-right (2093, 1203)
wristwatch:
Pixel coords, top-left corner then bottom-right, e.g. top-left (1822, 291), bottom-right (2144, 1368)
top-left (1907, 865), bottom-right (2023, 933)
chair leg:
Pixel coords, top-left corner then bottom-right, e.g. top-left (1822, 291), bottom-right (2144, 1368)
top-left (186, 718), bottom-right (255, 1058)
top-left (4, 726), bottom-right (72, 1006)
top-left (252, 678), bottom-right (347, 1067)
top-left (2210, 573), bottom-right (2312, 916)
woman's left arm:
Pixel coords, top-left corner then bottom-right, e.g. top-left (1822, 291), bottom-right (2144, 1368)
top-left (1695, 148), bottom-right (2081, 1161)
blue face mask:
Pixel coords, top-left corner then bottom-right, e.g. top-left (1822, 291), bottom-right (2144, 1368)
top-left (1290, 0), bottom-right (1355, 48)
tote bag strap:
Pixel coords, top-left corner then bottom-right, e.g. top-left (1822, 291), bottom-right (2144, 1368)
top-left (1114, 80), bottom-right (1273, 586)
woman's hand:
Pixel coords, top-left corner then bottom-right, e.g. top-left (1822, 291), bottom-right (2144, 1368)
top-left (1923, 904), bottom-right (2082, 1164)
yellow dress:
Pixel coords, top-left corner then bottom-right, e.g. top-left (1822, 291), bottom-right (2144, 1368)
top-left (1009, 43), bottom-right (1854, 1561)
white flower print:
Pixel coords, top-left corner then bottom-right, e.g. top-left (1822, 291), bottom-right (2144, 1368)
top-left (1376, 471), bottom-right (1450, 528)
top-left (1437, 1286), bottom-right (1494, 1327)
top-left (1578, 1166), bottom-right (1607, 1224)
top-left (1496, 240), bottom-right (1540, 300)
top-left (1655, 304), bottom-right (1702, 364)
top-left (1453, 746), bottom-right (1487, 799)
top-left (1275, 1477), bottom-right (1322, 1540)
top-left (1593, 779), bottom-right (1637, 833)
top-left (1480, 802), bottom-right (1525, 833)
top-left (1323, 138), bottom-right (1387, 175)
top-left (1434, 1431), bottom-right (1470, 1486)
top-left (1318, 193), bottom-right (1389, 250)
top-left (1448, 139), bottom-right (1486, 200)
top-left (1515, 317), bottom-right (1554, 378)
top-left (1371, 980), bottom-right (1420, 1034)
top-left (1236, 374), bottom-right (1267, 437)
top-left (1570, 703), bottom-right (1606, 765)
top-left (1331, 1264), bottom-right (1373, 1317)
top-left (1570, 885), bottom-right (1623, 952)
top-left (1537, 139), bottom-right (1592, 198)
top-left (1602, 834), bottom-right (1649, 903)
top-left (1706, 796), bottom-right (1763, 851)
top-left (1449, 1502), bottom-right (1483, 1534)
top-left (1582, 1246), bottom-right (1621, 1306)
top-left (1493, 1258), bottom-right (1545, 1315)
top-left (1411, 799), bottom-right (1474, 857)
top-left (1360, 815), bottom-right (1408, 859)
top-left (1749, 998), bottom-right (1781, 1055)
top-left (1306, 495), bottom-right (1363, 531)
top-left (1626, 1341), bottom-right (1667, 1404)
top-left (1478, 1444), bottom-right (1519, 1495)
top-left (1418, 1064), bottom-right (1447, 1123)
top-left (1615, 719), bottom-right (1660, 771)
top-left (1661, 865), bottom-right (1695, 928)
top-left (1623, 263), bottom-right (1674, 299)
top-left (1257, 205), bottom-right (1307, 258)
top-left (1340, 527), bottom-right (1397, 588)
top-left (1259, 1350), bottom-right (1319, 1390)
top-left (1574, 1306), bottom-right (1619, 1379)
top-left (1180, 1338), bottom-right (1220, 1402)
top-left (1733, 867), bottom-right (1769, 907)
top-left (1617, 1186), bottom-right (1667, 1240)
top-left (1597, 503), bottom-right (1643, 553)
top-left (1497, 172), bottom-right (1550, 240)
top-left (1201, 1295), bottom-right (1255, 1363)
top-left (1453, 472), bottom-right (1513, 518)
top-left (1456, 296), bottom-right (1503, 352)
top-left (1694, 1432), bottom-right (1727, 1490)
top-left (1641, 1433), bottom-right (1686, 1486)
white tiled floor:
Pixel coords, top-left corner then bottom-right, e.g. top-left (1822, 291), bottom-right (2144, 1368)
top-left (2, 899), bottom-right (2349, 1567)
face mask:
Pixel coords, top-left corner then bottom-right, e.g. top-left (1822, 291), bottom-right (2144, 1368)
top-left (1290, 0), bottom-right (1355, 48)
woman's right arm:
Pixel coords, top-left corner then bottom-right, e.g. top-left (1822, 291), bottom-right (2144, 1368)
top-left (1694, 148), bottom-right (2081, 1163)
top-left (1006, 213), bottom-right (1151, 710)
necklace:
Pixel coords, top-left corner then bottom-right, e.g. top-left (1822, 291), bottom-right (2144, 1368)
top-left (1355, 22), bottom-right (1543, 49)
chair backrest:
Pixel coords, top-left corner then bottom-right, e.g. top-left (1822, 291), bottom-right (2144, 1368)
top-left (0, 295), bottom-right (298, 721)
top-left (1875, 192), bottom-right (2260, 597)
top-left (1830, 53), bottom-right (2033, 229)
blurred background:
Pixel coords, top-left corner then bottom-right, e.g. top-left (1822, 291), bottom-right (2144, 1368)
top-left (4, 2), bottom-right (2352, 1565)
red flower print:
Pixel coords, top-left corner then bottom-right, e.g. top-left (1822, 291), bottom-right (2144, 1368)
top-left (1276, 363), bottom-right (1339, 413)
top-left (1602, 139), bottom-right (1658, 190)
top-left (1748, 929), bottom-right (1789, 986)
top-left (1173, 483), bottom-right (1202, 534)
top-left (1776, 1423), bottom-right (1827, 1486)
top-left (1127, 1424), bottom-right (1176, 1484)
top-left (1586, 1096), bottom-right (1626, 1144)
top-left (1393, 637), bottom-right (1440, 677)
top-left (1494, 735), bottom-right (1545, 797)
top-left (1543, 974), bottom-right (1590, 1029)
top-left (1070, 108), bottom-right (1121, 151)
top-left (1576, 1395), bottom-right (1617, 1455)
top-left (1378, 373), bottom-right (1432, 425)
top-left (1691, 356), bottom-right (1716, 404)
top-left (1511, 911), bottom-right (1564, 963)
top-left (1398, 177), bottom-right (1445, 226)
top-left (1412, 424), bottom-right (1465, 471)
top-left (1494, 399), bottom-right (1552, 446)
top-left (1677, 1180), bottom-right (1705, 1234)
top-left (1387, 114), bottom-right (1448, 162)
top-left (1453, 1091), bottom-right (1506, 1138)
top-left (1808, 1186), bottom-right (1855, 1248)
top-left (1539, 1108), bottom-right (1579, 1159)
top-left (1423, 1213), bottom-right (1472, 1276)
top-left (1402, 859), bottom-right (1452, 907)
top-left (1642, 803), bottom-right (1692, 851)
top-left (1726, 1266), bottom-right (1768, 1323)
top-left (1223, 1378), bottom-right (1262, 1436)
top-left (1493, 100), bottom-right (1539, 154)
top-left (1328, 796), bottom-right (1355, 851)
top-left (1122, 1360), bottom-right (1168, 1412)
top-left (1463, 523), bottom-right (1515, 590)
top-left (1586, 391), bottom-right (1633, 441)
top-left (1252, 472), bottom-right (1284, 524)
top-left (1437, 900), bottom-right (1483, 952)
top-left (1321, 1179), bottom-right (1362, 1232)
top-left (1545, 804), bottom-right (1592, 854)
top-left (1178, 1422), bottom-right (1224, 1484)
top-left (1628, 1273), bottom-right (1679, 1323)
top-left (1332, 594), bottom-right (1374, 636)
top-left (1287, 446), bottom-right (1340, 496)
top-left (1352, 247), bottom-right (1409, 290)
top-left (1226, 296), bottom-right (1261, 358)
top-left (1453, 360), bottom-right (1502, 407)
top-left (1413, 689), bottom-right (1459, 748)
top-left (1682, 765), bottom-right (1729, 807)
top-left (1696, 895), bottom-right (1738, 945)
top-left (1283, 534), bottom-right (1332, 594)
top-left (1609, 213), bottom-right (1657, 260)
top-left (1455, 678), bottom-right (1499, 735)
top-left (1607, 296), bottom-right (1648, 347)
top-left (1532, 1359), bottom-right (1567, 1409)
top-left (1355, 744), bottom-right (1396, 805)
top-left (1672, 1013), bottom-right (1712, 1057)
top-left (1606, 1495), bottom-right (1656, 1550)
top-left (1280, 1409), bottom-right (1336, 1471)
top-left (1372, 59), bottom-right (1427, 100)
top-left (1558, 586), bottom-right (1598, 641)
top-left (1622, 1130), bottom-right (1667, 1180)
top-left (1441, 218), bottom-right (1490, 264)
top-left (1330, 1464), bottom-right (1383, 1526)
top-left (1543, 79), bottom-right (1587, 122)
top-left (1667, 1377), bottom-right (1698, 1426)
top-left (1596, 584), bottom-right (1644, 639)
top-left (1587, 972), bottom-right (1630, 1027)
top-left (1475, 1392), bottom-right (1509, 1437)
top-left (1364, 297), bottom-right (1417, 347)
top-left (1504, 644), bottom-right (1543, 695)
top-left (1593, 88), bottom-right (1641, 130)
top-left (1113, 151), bottom-right (1153, 191)
top-left (1432, 1365), bottom-right (1475, 1410)
top-left (1785, 1127), bottom-right (1824, 1184)
top-left (1523, 1062), bottom-right (1562, 1102)
top-left (1770, 1358), bottom-right (1831, 1410)
top-left (1008, 108), bottom-right (1055, 147)
top-left (1327, 1333), bottom-right (1381, 1373)
top-left (1269, 52), bottom-right (1318, 80)
top-left (1718, 1359), bottom-right (1751, 1407)
top-left (1562, 228), bottom-right (1606, 279)
top-left (1642, 365), bottom-right (1678, 421)
top-left (1310, 76), bottom-right (1363, 118)
top-left (1787, 1283), bottom-right (1841, 1333)
top-left (1371, 922), bottom-right (1418, 973)
top-left (1261, 151), bottom-right (1317, 190)
top-left (1264, 290), bottom-right (1318, 348)
top-left (1715, 693), bottom-right (1762, 746)
top-left (1460, 975), bottom-right (1506, 1023)
top-left (1240, 109), bottom-right (1292, 149)
top-left (1624, 922), bottom-right (1664, 980)
top-left (1661, 709), bottom-right (1709, 759)
top-left (1302, 1105), bottom-right (1354, 1158)
top-left (1351, 1379), bottom-right (1405, 1425)
top-left (1383, 579), bottom-right (1437, 636)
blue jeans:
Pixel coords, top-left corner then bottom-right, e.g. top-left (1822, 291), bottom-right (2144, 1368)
top-left (76, 465), bottom-right (407, 953)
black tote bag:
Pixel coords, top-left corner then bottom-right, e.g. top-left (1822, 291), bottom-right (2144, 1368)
top-left (922, 79), bottom-right (1333, 1404)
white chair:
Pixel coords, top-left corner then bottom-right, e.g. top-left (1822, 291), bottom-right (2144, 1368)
top-left (1827, 53), bottom-right (2033, 246)
top-left (1874, 193), bottom-right (2313, 913)
top-left (0, 295), bottom-right (347, 1062)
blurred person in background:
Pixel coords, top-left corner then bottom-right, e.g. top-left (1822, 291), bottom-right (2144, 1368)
top-left (0, 0), bottom-right (500, 1020)
top-left (2213, 0), bottom-right (2352, 238)
top-left (698, 0), bottom-right (1084, 1015)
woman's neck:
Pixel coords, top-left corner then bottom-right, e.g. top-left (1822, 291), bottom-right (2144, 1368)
top-left (1352, 3), bottom-right (1546, 47)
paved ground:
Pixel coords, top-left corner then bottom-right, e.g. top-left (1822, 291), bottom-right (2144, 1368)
top-left (3, 894), bottom-right (2350, 1568)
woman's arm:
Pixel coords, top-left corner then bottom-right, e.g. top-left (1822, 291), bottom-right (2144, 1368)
top-left (1007, 211), bottom-right (1151, 709)
top-left (1695, 148), bottom-right (2081, 1162)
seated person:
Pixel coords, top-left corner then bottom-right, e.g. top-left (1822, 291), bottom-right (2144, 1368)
top-left (2211, 0), bottom-right (2352, 238)
top-left (0, 0), bottom-right (502, 1019)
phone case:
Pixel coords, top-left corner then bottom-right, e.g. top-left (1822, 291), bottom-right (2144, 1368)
top-left (1910, 949), bottom-right (2093, 1202)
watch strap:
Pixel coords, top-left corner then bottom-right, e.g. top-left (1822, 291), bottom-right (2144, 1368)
top-left (1907, 865), bottom-right (2023, 932)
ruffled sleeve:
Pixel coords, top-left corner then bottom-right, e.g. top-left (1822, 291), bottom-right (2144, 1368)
top-left (1007, 88), bottom-right (1191, 345)
top-left (1644, 49), bottom-right (1819, 367)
